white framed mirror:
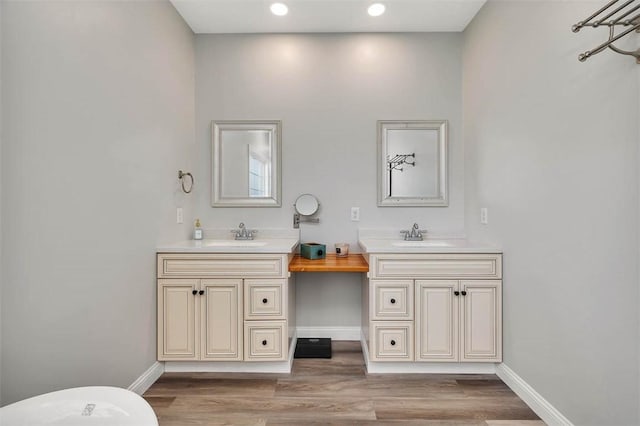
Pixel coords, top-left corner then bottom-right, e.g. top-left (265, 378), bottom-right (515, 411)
top-left (211, 120), bottom-right (282, 207)
top-left (377, 120), bottom-right (448, 207)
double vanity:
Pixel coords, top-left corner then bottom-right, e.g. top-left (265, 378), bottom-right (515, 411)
top-left (156, 229), bottom-right (502, 374)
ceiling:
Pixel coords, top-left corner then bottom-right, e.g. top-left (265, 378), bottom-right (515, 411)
top-left (169, 0), bottom-right (487, 34)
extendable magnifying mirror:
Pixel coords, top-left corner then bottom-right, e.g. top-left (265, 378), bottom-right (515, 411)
top-left (293, 194), bottom-right (320, 228)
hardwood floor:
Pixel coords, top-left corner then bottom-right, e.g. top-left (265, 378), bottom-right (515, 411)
top-left (144, 341), bottom-right (543, 425)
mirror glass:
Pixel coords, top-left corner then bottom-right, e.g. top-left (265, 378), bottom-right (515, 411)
top-left (212, 120), bottom-right (281, 207)
top-left (294, 194), bottom-right (319, 216)
top-left (377, 120), bottom-right (448, 206)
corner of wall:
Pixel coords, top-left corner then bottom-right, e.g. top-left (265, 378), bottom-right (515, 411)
top-left (0, 0), bottom-right (4, 406)
top-left (637, 62), bottom-right (640, 424)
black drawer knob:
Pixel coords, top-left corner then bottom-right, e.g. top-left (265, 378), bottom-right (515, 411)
top-left (262, 298), bottom-right (268, 304)
top-left (454, 291), bottom-right (460, 296)
top-left (390, 340), bottom-right (396, 346)
top-left (390, 298), bottom-right (396, 304)
top-left (199, 290), bottom-right (204, 295)
top-left (192, 290), bottom-right (197, 295)
top-left (461, 291), bottom-right (467, 296)
top-left (262, 340), bottom-right (268, 346)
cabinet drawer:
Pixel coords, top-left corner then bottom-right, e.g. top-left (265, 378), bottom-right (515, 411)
top-left (244, 279), bottom-right (286, 320)
top-left (157, 253), bottom-right (287, 278)
top-left (369, 254), bottom-right (502, 279)
top-left (244, 321), bottom-right (287, 361)
top-left (370, 321), bottom-right (414, 361)
top-left (370, 280), bottom-right (413, 320)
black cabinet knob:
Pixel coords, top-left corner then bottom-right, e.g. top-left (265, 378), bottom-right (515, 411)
top-left (199, 290), bottom-right (204, 295)
top-left (262, 340), bottom-right (268, 346)
top-left (461, 291), bottom-right (467, 296)
top-left (390, 340), bottom-right (396, 346)
top-left (390, 298), bottom-right (396, 304)
top-left (262, 298), bottom-right (268, 304)
top-left (192, 290), bottom-right (197, 295)
top-left (454, 291), bottom-right (460, 296)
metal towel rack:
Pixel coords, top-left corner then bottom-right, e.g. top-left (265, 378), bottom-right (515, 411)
top-left (573, 0), bottom-right (640, 63)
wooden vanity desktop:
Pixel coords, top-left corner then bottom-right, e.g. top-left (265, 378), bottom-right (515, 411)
top-left (288, 253), bottom-right (369, 273)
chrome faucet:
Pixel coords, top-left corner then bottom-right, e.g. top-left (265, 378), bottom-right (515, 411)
top-left (400, 223), bottom-right (425, 241)
top-left (231, 222), bottom-right (257, 240)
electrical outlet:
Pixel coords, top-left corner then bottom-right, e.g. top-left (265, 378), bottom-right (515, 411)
top-left (480, 207), bottom-right (488, 224)
top-left (351, 207), bottom-right (360, 221)
top-left (177, 207), bottom-right (184, 224)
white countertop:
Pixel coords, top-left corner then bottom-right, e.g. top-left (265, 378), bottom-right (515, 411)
top-left (358, 237), bottom-right (501, 254)
top-left (157, 238), bottom-right (299, 254)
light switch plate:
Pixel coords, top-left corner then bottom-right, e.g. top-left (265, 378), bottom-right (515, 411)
top-left (351, 207), bottom-right (360, 221)
top-left (480, 207), bottom-right (488, 224)
top-left (177, 207), bottom-right (184, 224)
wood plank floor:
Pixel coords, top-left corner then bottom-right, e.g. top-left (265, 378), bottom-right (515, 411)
top-left (144, 341), bottom-right (544, 426)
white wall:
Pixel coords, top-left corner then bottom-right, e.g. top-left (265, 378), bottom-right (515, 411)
top-left (463, 1), bottom-right (639, 424)
top-left (1, 0), bottom-right (195, 405)
top-left (195, 33), bottom-right (463, 327)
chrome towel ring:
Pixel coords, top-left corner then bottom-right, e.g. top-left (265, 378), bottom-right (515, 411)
top-left (178, 170), bottom-right (194, 194)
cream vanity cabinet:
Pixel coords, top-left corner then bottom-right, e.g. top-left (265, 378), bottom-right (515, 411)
top-left (157, 278), bottom-right (242, 360)
top-left (415, 279), bottom-right (502, 362)
top-left (157, 253), bottom-right (292, 362)
top-left (366, 253), bottom-right (502, 363)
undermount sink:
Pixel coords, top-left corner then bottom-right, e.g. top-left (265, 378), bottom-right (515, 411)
top-left (203, 240), bottom-right (268, 247)
top-left (391, 240), bottom-right (453, 247)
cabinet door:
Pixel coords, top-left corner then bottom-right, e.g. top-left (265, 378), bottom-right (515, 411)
top-left (200, 279), bottom-right (243, 360)
top-left (460, 281), bottom-right (502, 362)
top-left (158, 279), bottom-right (199, 361)
top-left (415, 280), bottom-right (459, 362)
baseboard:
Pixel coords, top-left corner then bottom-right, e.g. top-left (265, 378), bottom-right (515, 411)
top-left (366, 361), bottom-right (497, 374)
top-left (128, 361), bottom-right (164, 395)
top-left (296, 326), bottom-right (361, 340)
top-left (164, 361), bottom-right (291, 373)
top-left (360, 328), bottom-right (370, 365)
top-left (496, 363), bottom-right (573, 426)
top-left (287, 331), bottom-right (298, 370)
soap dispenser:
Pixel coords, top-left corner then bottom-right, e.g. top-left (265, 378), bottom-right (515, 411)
top-left (193, 219), bottom-right (203, 240)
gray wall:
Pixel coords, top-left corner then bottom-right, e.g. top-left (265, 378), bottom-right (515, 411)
top-left (463, 1), bottom-right (639, 424)
top-left (1, 1), bottom-right (195, 405)
top-left (195, 33), bottom-right (463, 327)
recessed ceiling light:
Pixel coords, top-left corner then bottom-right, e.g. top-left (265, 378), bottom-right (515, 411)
top-left (270, 3), bottom-right (288, 16)
top-left (368, 3), bottom-right (385, 17)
